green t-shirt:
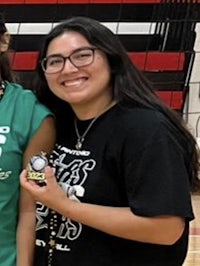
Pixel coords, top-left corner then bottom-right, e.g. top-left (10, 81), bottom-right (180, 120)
top-left (0, 82), bottom-right (52, 266)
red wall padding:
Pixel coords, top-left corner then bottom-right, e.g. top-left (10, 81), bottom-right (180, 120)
top-left (9, 51), bottom-right (185, 71)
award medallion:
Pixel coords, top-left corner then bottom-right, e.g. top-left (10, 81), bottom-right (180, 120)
top-left (27, 151), bottom-right (48, 185)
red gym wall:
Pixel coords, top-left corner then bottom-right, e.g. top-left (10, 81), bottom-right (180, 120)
top-left (1, 0), bottom-right (200, 113)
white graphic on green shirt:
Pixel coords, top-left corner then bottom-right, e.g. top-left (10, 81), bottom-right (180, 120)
top-left (0, 126), bottom-right (12, 180)
top-left (0, 126), bottom-right (10, 157)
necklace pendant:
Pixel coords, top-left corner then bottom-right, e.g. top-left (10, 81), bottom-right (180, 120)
top-left (75, 139), bottom-right (83, 150)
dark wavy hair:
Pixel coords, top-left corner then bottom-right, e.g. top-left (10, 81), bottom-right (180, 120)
top-left (0, 53), bottom-right (15, 82)
top-left (34, 16), bottom-right (200, 192)
top-left (0, 14), bottom-right (15, 82)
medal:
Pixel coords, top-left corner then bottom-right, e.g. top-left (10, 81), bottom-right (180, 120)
top-left (27, 151), bottom-right (48, 185)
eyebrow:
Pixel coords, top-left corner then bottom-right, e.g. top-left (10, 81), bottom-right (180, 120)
top-left (46, 46), bottom-right (96, 58)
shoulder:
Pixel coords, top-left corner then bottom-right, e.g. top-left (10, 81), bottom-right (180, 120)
top-left (6, 81), bottom-right (30, 92)
top-left (104, 104), bottom-right (186, 167)
top-left (107, 103), bottom-right (181, 153)
top-left (115, 103), bottom-right (169, 135)
top-left (6, 81), bottom-right (51, 113)
top-left (6, 81), bottom-right (37, 100)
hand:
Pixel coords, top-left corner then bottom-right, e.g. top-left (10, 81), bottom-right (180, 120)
top-left (20, 166), bottom-right (67, 210)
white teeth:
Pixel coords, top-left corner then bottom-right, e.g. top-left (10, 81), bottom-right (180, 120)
top-left (64, 79), bottom-right (83, 87)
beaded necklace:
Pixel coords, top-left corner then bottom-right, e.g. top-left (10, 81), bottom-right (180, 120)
top-left (0, 81), bottom-right (5, 100)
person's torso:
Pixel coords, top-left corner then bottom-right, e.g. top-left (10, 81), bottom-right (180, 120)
top-left (0, 82), bottom-right (52, 266)
top-left (35, 103), bottom-right (190, 266)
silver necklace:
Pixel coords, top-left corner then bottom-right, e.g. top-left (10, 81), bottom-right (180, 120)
top-left (74, 101), bottom-right (116, 150)
top-left (74, 116), bottom-right (99, 150)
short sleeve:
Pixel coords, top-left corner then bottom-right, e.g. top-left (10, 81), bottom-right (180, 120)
top-left (13, 88), bottom-right (53, 149)
top-left (123, 122), bottom-right (194, 221)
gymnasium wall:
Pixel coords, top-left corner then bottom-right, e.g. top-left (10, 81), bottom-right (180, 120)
top-left (1, 0), bottom-right (200, 135)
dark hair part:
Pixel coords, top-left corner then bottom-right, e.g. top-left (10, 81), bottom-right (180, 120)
top-left (35, 16), bottom-right (200, 192)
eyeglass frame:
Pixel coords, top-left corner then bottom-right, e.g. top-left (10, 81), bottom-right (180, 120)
top-left (40, 47), bottom-right (98, 74)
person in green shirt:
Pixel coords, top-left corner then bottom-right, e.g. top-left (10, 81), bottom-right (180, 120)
top-left (0, 16), bottom-right (56, 266)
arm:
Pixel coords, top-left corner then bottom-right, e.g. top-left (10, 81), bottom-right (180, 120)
top-left (17, 116), bottom-right (56, 266)
top-left (20, 166), bottom-right (185, 246)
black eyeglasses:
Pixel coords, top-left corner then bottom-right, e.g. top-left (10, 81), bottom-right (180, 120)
top-left (41, 47), bottom-right (97, 74)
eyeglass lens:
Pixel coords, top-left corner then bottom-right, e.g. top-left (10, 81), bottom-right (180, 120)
top-left (42, 48), bottom-right (95, 73)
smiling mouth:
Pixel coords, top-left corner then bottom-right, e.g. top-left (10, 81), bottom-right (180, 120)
top-left (63, 78), bottom-right (87, 87)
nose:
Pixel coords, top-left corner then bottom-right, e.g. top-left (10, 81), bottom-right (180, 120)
top-left (61, 58), bottom-right (78, 73)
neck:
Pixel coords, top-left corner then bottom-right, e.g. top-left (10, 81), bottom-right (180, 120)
top-left (74, 100), bottom-right (116, 150)
top-left (72, 98), bottom-right (117, 120)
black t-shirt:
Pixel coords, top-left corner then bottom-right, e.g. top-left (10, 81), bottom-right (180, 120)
top-left (34, 103), bottom-right (194, 266)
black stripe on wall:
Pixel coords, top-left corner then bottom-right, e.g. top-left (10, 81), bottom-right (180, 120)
top-left (10, 34), bottom-right (161, 52)
top-left (0, 4), bottom-right (200, 23)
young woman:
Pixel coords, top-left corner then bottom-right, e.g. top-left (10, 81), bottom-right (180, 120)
top-left (0, 17), bottom-right (56, 266)
top-left (20, 16), bottom-right (200, 266)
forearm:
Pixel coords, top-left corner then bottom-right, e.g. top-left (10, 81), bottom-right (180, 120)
top-left (17, 212), bottom-right (36, 266)
top-left (20, 167), bottom-right (185, 246)
top-left (51, 197), bottom-right (185, 245)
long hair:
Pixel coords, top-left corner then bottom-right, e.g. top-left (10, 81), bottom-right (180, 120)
top-left (0, 53), bottom-right (15, 82)
top-left (0, 14), bottom-right (15, 82)
top-left (35, 16), bottom-right (200, 192)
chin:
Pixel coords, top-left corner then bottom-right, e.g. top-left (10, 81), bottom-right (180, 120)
top-left (63, 96), bottom-right (85, 105)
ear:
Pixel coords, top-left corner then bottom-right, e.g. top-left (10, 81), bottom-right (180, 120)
top-left (0, 31), bottom-right (10, 52)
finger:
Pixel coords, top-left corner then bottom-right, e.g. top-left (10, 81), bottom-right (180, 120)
top-left (20, 169), bottom-right (41, 190)
top-left (44, 166), bottom-right (57, 184)
top-left (20, 169), bottom-right (28, 185)
top-left (20, 169), bottom-right (34, 185)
